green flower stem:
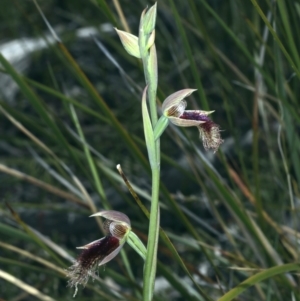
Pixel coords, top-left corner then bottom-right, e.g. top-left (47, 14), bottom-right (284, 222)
top-left (143, 167), bottom-right (160, 301)
top-left (141, 66), bottom-right (161, 300)
top-left (138, 5), bottom-right (160, 300)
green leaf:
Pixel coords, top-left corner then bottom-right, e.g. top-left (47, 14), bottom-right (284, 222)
top-left (0, 269), bottom-right (57, 301)
top-left (217, 263), bottom-right (300, 301)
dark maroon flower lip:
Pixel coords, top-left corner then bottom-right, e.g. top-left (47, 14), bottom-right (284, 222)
top-left (180, 111), bottom-right (210, 122)
top-left (78, 235), bottom-right (120, 269)
top-left (66, 235), bottom-right (120, 289)
top-left (178, 110), bottom-right (223, 152)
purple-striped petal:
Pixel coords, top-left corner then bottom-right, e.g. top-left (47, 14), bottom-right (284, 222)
top-left (162, 89), bottom-right (196, 113)
top-left (90, 210), bottom-right (131, 227)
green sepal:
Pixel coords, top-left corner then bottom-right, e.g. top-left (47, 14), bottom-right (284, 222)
top-left (127, 231), bottom-right (146, 261)
top-left (142, 86), bottom-right (156, 167)
top-left (153, 115), bottom-right (169, 140)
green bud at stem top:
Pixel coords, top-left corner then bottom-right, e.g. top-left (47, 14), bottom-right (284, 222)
top-left (141, 3), bottom-right (157, 35)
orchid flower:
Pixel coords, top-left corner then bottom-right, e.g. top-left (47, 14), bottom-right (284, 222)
top-left (66, 210), bottom-right (146, 294)
top-left (154, 89), bottom-right (223, 153)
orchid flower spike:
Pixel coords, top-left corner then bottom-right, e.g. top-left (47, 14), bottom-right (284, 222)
top-left (66, 210), bottom-right (131, 292)
top-left (162, 89), bottom-right (223, 153)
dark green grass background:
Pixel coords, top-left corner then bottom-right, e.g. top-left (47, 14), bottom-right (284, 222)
top-left (0, 0), bottom-right (300, 300)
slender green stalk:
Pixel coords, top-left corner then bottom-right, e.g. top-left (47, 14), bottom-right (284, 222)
top-left (143, 167), bottom-right (160, 301)
top-left (137, 4), bottom-right (160, 300)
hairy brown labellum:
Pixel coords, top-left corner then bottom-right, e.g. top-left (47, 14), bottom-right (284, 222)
top-left (67, 235), bottom-right (120, 288)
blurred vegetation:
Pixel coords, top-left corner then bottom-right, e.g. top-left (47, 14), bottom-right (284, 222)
top-left (1, 0), bottom-right (300, 300)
